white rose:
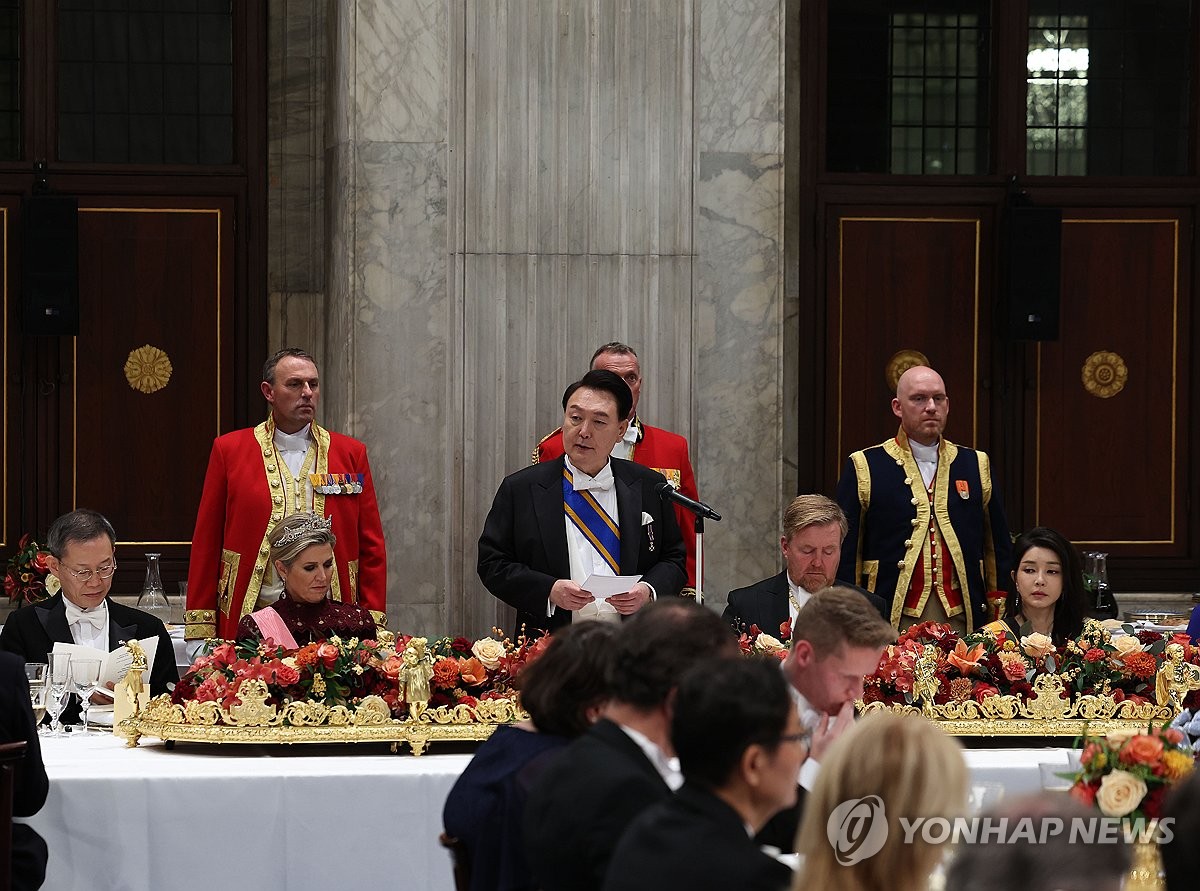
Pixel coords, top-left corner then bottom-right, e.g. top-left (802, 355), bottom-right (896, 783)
top-left (1112, 635), bottom-right (1143, 656)
top-left (754, 633), bottom-right (785, 653)
top-left (1020, 632), bottom-right (1055, 659)
top-left (1105, 728), bottom-right (1140, 748)
top-left (471, 637), bottom-right (506, 670)
top-left (1095, 769), bottom-right (1147, 817)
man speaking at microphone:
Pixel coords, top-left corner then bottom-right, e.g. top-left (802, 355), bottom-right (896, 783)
top-left (479, 370), bottom-right (687, 637)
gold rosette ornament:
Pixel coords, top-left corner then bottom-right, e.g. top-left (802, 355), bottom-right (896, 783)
top-left (885, 349), bottom-right (930, 391)
top-left (124, 345), bottom-right (173, 394)
top-left (1081, 351), bottom-right (1127, 399)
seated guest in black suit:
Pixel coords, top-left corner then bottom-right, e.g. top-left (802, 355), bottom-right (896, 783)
top-left (602, 657), bottom-right (804, 891)
top-left (0, 510), bottom-right (178, 724)
top-left (945, 795), bottom-right (1129, 891)
top-left (795, 712), bottom-right (967, 891)
top-left (724, 495), bottom-right (887, 638)
top-left (478, 370), bottom-right (687, 636)
top-left (756, 586), bottom-right (895, 853)
top-left (442, 621), bottom-right (618, 891)
top-left (523, 600), bottom-right (738, 891)
top-left (1, 651), bottom-right (50, 891)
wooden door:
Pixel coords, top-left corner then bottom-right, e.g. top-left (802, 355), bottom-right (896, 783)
top-left (824, 205), bottom-right (998, 486)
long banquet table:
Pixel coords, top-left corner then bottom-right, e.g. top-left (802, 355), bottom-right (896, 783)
top-left (22, 733), bottom-right (1074, 891)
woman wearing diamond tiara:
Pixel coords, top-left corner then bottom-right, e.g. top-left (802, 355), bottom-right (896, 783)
top-left (236, 512), bottom-right (378, 647)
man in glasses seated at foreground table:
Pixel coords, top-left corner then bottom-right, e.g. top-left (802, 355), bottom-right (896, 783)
top-left (0, 509), bottom-right (177, 724)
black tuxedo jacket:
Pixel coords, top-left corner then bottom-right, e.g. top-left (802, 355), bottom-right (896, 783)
top-left (524, 719), bottom-right (672, 891)
top-left (0, 593), bottom-right (179, 723)
top-left (602, 781), bottom-right (792, 891)
top-left (1, 651), bottom-right (49, 890)
top-left (478, 457), bottom-right (687, 636)
top-left (723, 571), bottom-right (888, 635)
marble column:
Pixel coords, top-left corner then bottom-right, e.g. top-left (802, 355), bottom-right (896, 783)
top-left (276, 0), bottom-right (790, 635)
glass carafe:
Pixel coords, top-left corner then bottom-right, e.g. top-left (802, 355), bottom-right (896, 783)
top-left (136, 552), bottom-right (171, 623)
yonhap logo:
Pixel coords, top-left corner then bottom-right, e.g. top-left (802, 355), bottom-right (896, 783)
top-left (826, 795), bottom-right (889, 864)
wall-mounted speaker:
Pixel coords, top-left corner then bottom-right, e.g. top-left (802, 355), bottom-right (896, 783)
top-left (1003, 206), bottom-right (1061, 341)
top-left (23, 195), bottom-right (80, 336)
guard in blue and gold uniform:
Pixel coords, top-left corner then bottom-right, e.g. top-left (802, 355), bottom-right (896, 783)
top-left (835, 366), bottom-right (1011, 632)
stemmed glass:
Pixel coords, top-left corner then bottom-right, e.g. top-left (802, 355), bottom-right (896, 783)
top-left (45, 653), bottom-right (73, 737)
top-left (70, 658), bottom-right (103, 733)
top-left (25, 663), bottom-right (48, 730)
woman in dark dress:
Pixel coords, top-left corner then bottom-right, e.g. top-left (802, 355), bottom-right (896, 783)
top-left (236, 512), bottom-right (377, 647)
top-left (983, 526), bottom-right (1086, 646)
top-left (442, 621), bottom-right (617, 891)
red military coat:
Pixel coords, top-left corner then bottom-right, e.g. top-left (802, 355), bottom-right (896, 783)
top-left (534, 417), bottom-right (699, 592)
top-left (185, 418), bottom-right (387, 641)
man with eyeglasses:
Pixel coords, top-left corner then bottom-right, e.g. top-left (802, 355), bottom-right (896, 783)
top-left (534, 342), bottom-right (701, 596)
top-left (834, 365), bottom-right (1012, 634)
top-left (0, 509), bottom-right (177, 723)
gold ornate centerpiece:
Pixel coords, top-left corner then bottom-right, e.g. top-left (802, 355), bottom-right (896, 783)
top-left (854, 619), bottom-right (1197, 735)
top-left (117, 631), bottom-right (539, 754)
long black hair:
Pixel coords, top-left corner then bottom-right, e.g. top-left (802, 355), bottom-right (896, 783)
top-left (1004, 526), bottom-right (1086, 645)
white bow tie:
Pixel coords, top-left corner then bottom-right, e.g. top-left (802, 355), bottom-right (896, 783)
top-left (573, 466), bottom-right (615, 493)
top-left (64, 602), bottom-right (106, 633)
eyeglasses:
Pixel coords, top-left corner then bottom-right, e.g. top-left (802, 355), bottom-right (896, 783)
top-left (65, 561), bottom-right (117, 583)
top-left (776, 730), bottom-right (812, 747)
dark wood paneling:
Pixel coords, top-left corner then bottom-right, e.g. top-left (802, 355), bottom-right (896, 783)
top-left (72, 201), bottom-right (234, 550)
top-left (826, 208), bottom-right (996, 487)
top-left (1029, 212), bottom-right (1191, 555)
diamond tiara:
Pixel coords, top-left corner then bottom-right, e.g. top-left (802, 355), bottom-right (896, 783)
top-left (272, 513), bottom-right (333, 550)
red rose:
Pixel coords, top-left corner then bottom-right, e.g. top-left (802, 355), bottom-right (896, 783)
top-left (972, 683), bottom-right (1000, 701)
top-left (275, 663), bottom-right (300, 686)
top-left (779, 619), bottom-right (792, 642)
top-left (1070, 780), bottom-right (1098, 807)
top-left (33, 551), bottom-right (50, 572)
top-left (451, 637), bottom-right (473, 655)
top-left (1141, 785), bottom-right (1168, 819)
top-left (1084, 648), bottom-right (1106, 663)
top-left (316, 642), bottom-right (340, 669)
top-left (3, 575), bottom-right (16, 596)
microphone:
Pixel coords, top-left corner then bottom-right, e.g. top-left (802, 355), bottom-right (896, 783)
top-left (656, 481), bottom-right (721, 521)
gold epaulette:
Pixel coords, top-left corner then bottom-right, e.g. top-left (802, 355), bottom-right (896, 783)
top-left (531, 427), bottom-right (563, 464)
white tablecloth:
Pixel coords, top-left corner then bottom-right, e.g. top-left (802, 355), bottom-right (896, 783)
top-left (23, 733), bottom-right (1070, 891)
top-left (25, 734), bottom-right (471, 891)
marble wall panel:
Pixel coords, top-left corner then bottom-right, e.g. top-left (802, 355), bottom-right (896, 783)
top-left (457, 252), bottom-right (694, 635)
top-left (694, 150), bottom-right (784, 614)
top-left (697, 0), bottom-right (784, 154)
top-left (461, 0), bottom-right (693, 255)
top-left (267, 292), bottom-right (326, 371)
top-left (355, 0), bottom-right (448, 142)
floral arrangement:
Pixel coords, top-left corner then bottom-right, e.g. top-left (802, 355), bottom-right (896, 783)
top-left (1069, 725), bottom-right (1196, 820)
top-left (736, 619), bottom-right (792, 660)
top-left (4, 533), bottom-right (52, 605)
top-left (169, 631), bottom-right (550, 724)
top-left (862, 619), bottom-right (1200, 711)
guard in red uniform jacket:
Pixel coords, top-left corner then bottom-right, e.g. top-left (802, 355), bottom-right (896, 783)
top-left (185, 349), bottom-right (387, 642)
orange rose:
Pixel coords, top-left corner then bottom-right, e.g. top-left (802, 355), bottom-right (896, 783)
top-left (458, 656), bottom-right (488, 686)
top-left (1120, 734), bottom-right (1164, 767)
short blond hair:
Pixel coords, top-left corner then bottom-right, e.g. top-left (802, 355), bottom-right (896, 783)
top-left (794, 711), bottom-right (968, 891)
top-left (783, 494), bottom-right (848, 541)
top-left (791, 586), bottom-right (895, 655)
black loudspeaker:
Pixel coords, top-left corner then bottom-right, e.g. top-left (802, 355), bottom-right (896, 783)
top-left (22, 195), bottom-right (80, 336)
top-left (1003, 206), bottom-right (1061, 341)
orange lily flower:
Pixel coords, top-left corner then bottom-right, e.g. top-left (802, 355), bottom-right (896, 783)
top-left (946, 639), bottom-right (986, 675)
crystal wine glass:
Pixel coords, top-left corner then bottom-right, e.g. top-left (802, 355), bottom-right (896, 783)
top-left (70, 658), bottom-right (103, 733)
top-left (25, 662), bottom-right (48, 730)
top-left (46, 653), bottom-right (73, 737)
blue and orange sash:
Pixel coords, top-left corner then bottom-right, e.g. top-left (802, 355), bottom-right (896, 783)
top-left (562, 468), bottom-right (620, 573)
